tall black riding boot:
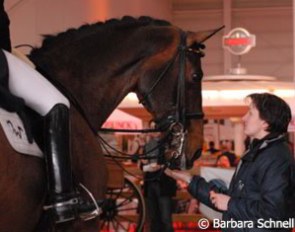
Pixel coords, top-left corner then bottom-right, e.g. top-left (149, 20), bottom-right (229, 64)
top-left (44, 103), bottom-right (78, 224)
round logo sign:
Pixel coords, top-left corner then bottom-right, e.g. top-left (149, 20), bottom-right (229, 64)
top-left (223, 28), bottom-right (256, 55)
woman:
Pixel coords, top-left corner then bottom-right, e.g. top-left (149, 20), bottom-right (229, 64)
top-left (166, 93), bottom-right (295, 231)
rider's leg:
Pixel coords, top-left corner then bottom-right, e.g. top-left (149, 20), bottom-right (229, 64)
top-left (44, 103), bottom-right (77, 223)
top-left (3, 50), bottom-right (68, 116)
top-left (3, 50), bottom-right (78, 223)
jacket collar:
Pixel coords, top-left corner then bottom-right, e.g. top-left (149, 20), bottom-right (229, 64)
top-left (242, 133), bottom-right (286, 162)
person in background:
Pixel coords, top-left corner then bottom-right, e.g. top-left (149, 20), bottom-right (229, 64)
top-left (206, 141), bottom-right (219, 155)
top-left (216, 154), bottom-right (232, 168)
top-left (140, 130), bottom-right (176, 232)
top-left (217, 144), bottom-right (237, 167)
top-left (0, 1), bottom-right (95, 223)
top-left (129, 134), bottom-right (145, 163)
top-left (165, 93), bottom-right (295, 231)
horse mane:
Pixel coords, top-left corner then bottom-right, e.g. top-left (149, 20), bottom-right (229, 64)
top-left (31, 16), bottom-right (171, 55)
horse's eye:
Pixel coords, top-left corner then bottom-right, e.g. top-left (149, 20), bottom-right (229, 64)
top-left (192, 72), bottom-right (203, 82)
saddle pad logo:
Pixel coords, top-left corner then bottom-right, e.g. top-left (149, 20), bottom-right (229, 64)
top-left (0, 108), bottom-right (43, 158)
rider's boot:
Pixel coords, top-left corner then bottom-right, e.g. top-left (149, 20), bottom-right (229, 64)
top-left (44, 103), bottom-right (78, 224)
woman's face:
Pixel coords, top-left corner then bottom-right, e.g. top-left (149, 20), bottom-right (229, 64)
top-left (242, 99), bottom-right (269, 140)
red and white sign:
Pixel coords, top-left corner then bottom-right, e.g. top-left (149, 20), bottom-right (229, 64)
top-left (223, 28), bottom-right (256, 55)
top-left (102, 109), bottom-right (142, 130)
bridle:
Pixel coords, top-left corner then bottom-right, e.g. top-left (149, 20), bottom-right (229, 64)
top-left (139, 31), bottom-right (205, 126)
top-left (138, 30), bottom-right (205, 162)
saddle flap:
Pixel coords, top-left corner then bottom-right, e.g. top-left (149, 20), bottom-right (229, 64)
top-left (0, 108), bottom-right (43, 158)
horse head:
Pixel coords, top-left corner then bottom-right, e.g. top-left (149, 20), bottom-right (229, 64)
top-left (136, 25), bottom-right (224, 169)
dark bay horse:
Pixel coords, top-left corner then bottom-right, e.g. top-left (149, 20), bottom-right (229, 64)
top-left (0, 16), bottom-right (219, 231)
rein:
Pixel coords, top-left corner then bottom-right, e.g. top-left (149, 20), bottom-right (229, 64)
top-left (98, 127), bottom-right (161, 133)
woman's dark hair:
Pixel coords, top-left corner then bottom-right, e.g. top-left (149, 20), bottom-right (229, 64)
top-left (248, 93), bottom-right (292, 134)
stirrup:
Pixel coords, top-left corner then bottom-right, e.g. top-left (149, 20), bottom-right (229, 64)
top-left (79, 209), bottom-right (100, 221)
top-left (78, 183), bottom-right (102, 221)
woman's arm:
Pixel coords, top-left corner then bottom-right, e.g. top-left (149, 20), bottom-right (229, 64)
top-left (165, 168), bottom-right (223, 210)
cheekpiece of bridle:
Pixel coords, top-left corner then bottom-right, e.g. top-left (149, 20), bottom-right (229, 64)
top-left (139, 30), bottom-right (205, 163)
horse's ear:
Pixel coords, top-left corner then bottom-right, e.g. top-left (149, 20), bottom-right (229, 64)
top-left (187, 26), bottom-right (225, 46)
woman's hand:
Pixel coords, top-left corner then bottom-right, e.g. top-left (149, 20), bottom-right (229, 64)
top-left (164, 168), bottom-right (192, 184)
top-left (209, 191), bottom-right (230, 211)
top-left (142, 163), bottom-right (161, 172)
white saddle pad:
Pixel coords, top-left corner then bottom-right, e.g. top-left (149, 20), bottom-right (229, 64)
top-left (0, 108), bottom-right (43, 158)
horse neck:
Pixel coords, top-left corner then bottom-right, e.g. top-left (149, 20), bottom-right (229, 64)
top-left (90, 75), bottom-right (136, 127)
top-left (31, 48), bottom-right (139, 130)
top-left (30, 24), bottom-right (179, 130)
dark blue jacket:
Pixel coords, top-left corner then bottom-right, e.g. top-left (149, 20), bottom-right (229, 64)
top-left (188, 134), bottom-right (295, 231)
